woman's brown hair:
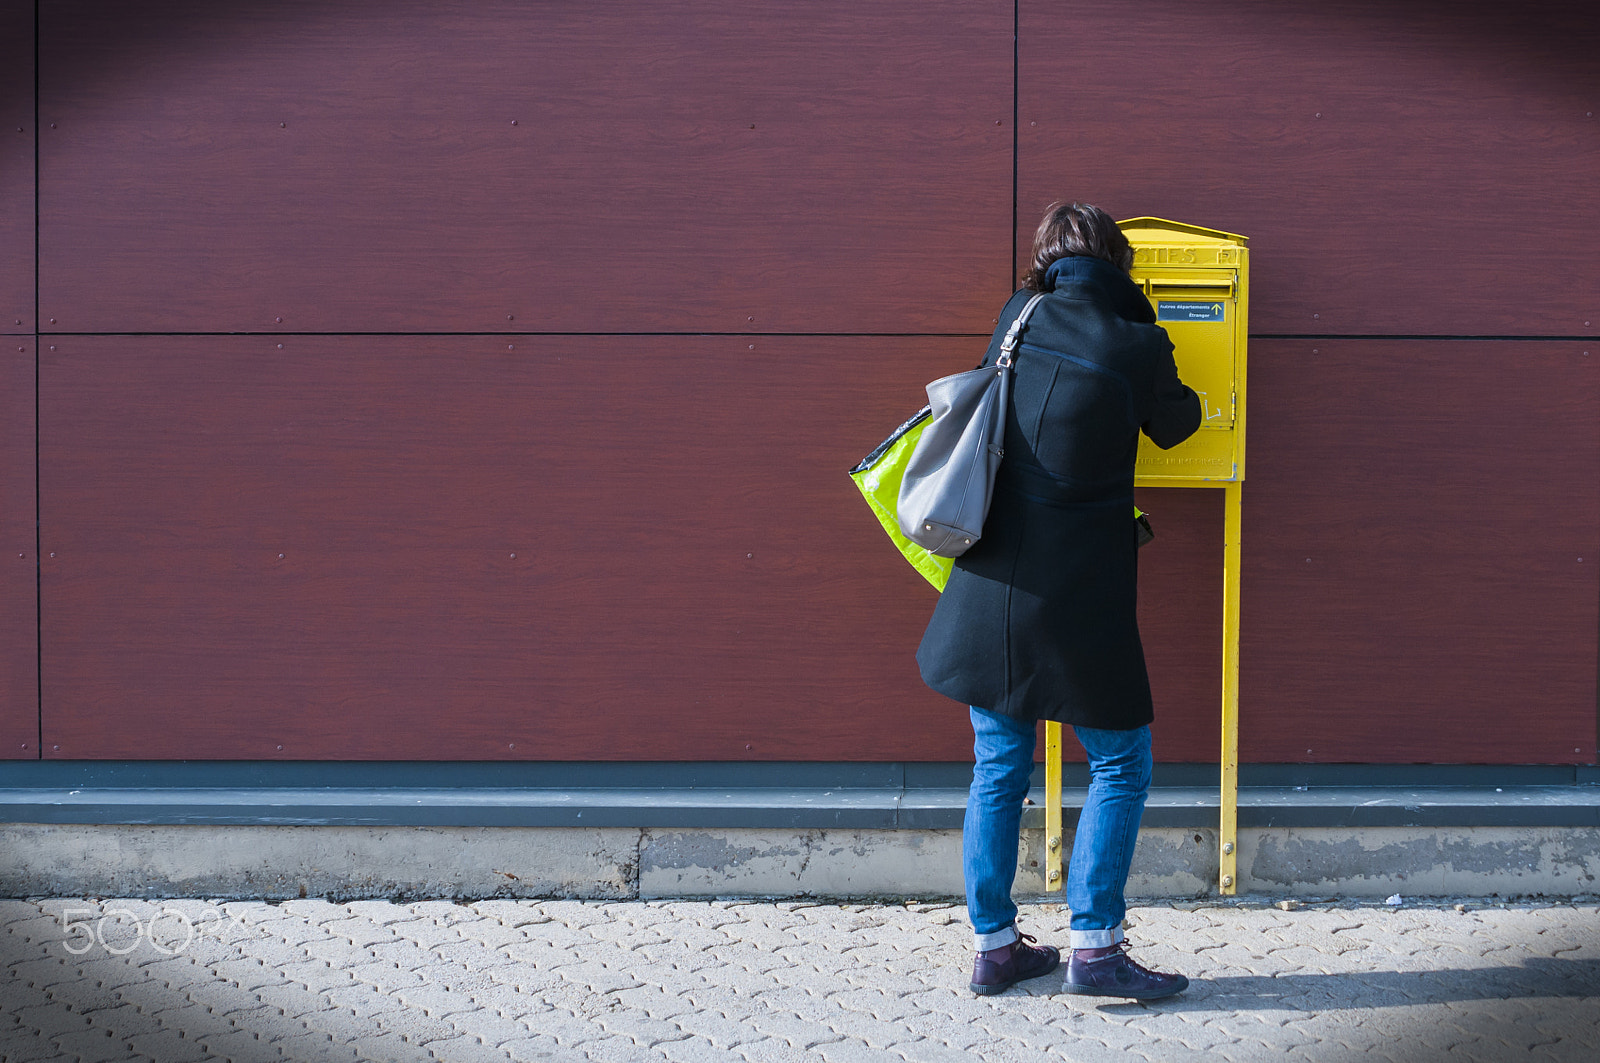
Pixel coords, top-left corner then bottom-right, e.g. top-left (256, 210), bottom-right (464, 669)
top-left (1022, 201), bottom-right (1133, 290)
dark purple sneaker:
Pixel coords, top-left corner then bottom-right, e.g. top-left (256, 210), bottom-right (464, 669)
top-left (1063, 942), bottom-right (1189, 1000)
top-left (969, 933), bottom-right (1061, 995)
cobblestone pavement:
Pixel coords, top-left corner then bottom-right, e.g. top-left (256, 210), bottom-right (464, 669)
top-left (2, 897), bottom-right (1597, 1063)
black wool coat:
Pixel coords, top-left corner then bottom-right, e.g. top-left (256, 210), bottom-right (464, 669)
top-left (916, 255), bottom-right (1202, 729)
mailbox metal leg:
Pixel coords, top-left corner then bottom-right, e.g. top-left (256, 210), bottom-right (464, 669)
top-left (1044, 721), bottom-right (1063, 891)
top-left (1219, 481), bottom-right (1243, 895)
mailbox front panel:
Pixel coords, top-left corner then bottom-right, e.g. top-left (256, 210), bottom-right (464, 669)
top-left (1150, 280), bottom-right (1236, 429)
top-left (1122, 219), bottom-right (1249, 485)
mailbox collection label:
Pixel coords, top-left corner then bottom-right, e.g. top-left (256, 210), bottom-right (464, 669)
top-left (1158, 300), bottom-right (1225, 322)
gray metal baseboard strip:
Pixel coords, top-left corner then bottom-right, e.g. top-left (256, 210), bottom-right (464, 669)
top-left (2, 783), bottom-right (1597, 829)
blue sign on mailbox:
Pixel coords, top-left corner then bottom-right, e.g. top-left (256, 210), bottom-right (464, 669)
top-left (1158, 300), bottom-right (1225, 322)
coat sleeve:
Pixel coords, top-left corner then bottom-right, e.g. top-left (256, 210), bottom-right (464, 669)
top-left (1141, 332), bottom-right (1203, 450)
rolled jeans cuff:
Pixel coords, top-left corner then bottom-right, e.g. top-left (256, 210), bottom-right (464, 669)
top-left (973, 924), bottom-right (1019, 951)
top-left (1069, 926), bottom-right (1125, 949)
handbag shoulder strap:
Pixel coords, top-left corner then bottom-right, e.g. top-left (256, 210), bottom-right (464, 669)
top-left (995, 292), bottom-right (1050, 369)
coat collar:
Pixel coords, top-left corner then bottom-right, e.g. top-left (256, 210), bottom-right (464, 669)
top-left (1043, 255), bottom-right (1154, 324)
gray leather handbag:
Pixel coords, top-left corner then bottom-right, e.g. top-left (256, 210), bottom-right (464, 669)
top-left (897, 292), bottom-right (1048, 557)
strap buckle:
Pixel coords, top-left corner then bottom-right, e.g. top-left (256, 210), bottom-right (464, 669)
top-left (996, 292), bottom-right (1048, 371)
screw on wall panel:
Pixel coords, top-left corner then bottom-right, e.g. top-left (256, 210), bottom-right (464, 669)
top-left (511, 120), bottom-right (517, 125)
top-left (49, 123), bottom-right (56, 128)
top-left (507, 314), bottom-right (514, 321)
top-left (1312, 313), bottom-right (1319, 319)
top-left (1047, 835), bottom-right (1061, 851)
top-left (280, 122), bottom-right (286, 128)
top-left (1222, 842), bottom-right (1235, 854)
top-left (277, 344), bottom-right (283, 349)
top-left (276, 745), bottom-right (283, 750)
top-left (1048, 869), bottom-right (1061, 882)
top-left (510, 553), bottom-right (516, 559)
top-left (1222, 875), bottom-right (1234, 887)
top-left (48, 318), bottom-right (56, 324)
top-left (278, 553), bottom-right (285, 559)
top-left (1315, 113), bottom-right (1322, 118)
top-left (508, 344), bottom-right (514, 350)
top-left (275, 317), bottom-right (282, 323)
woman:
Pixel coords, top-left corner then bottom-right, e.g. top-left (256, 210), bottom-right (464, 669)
top-left (918, 202), bottom-right (1201, 999)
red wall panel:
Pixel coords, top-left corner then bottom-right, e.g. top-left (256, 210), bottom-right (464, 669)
top-left (1020, 1), bottom-right (1600, 337)
top-left (1134, 488), bottom-right (1226, 765)
top-left (1, 0), bottom-right (33, 333)
top-left (35, 335), bottom-right (1599, 764)
top-left (38, 0), bottom-right (1012, 335)
top-left (40, 334), bottom-right (997, 760)
top-left (1, 343), bottom-right (37, 756)
top-left (1238, 339), bottom-right (1598, 762)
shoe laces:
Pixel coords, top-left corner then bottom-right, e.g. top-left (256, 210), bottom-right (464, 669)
top-left (1011, 932), bottom-right (1049, 956)
top-left (1088, 940), bottom-right (1166, 975)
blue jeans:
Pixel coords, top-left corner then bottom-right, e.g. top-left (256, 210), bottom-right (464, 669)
top-left (965, 706), bottom-right (1152, 950)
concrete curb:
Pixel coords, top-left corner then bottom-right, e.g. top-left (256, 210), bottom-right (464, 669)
top-left (6, 823), bottom-right (1599, 901)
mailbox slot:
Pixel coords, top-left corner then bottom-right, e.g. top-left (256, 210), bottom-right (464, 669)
top-left (1147, 276), bottom-right (1235, 295)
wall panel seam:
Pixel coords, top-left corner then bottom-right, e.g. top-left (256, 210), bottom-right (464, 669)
top-left (33, 0), bottom-right (41, 761)
top-left (1011, 0), bottom-right (1019, 289)
top-left (1252, 334), bottom-right (1594, 342)
top-left (32, 332), bottom-right (1000, 340)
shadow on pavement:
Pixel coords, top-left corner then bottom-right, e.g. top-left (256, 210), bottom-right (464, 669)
top-left (1094, 958), bottom-right (1600, 1011)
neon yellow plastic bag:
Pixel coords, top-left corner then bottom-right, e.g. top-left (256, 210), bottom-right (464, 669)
top-left (848, 407), bottom-right (954, 591)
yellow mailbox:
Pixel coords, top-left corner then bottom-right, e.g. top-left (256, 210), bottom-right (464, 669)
top-left (1042, 218), bottom-right (1249, 897)
top-left (1125, 218), bottom-right (1249, 486)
